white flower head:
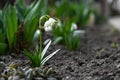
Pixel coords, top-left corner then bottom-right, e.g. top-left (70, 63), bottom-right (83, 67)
top-left (71, 23), bottom-right (77, 31)
top-left (44, 18), bottom-right (57, 31)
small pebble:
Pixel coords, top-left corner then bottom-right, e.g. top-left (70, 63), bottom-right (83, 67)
top-left (8, 76), bottom-right (19, 80)
top-left (34, 77), bottom-right (44, 80)
top-left (47, 77), bottom-right (57, 80)
top-left (117, 64), bottom-right (120, 68)
top-left (0, 62), bottom-right (6, 72)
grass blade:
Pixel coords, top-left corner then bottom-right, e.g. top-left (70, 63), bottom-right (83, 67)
top-left (41, 49), bottom-right (60, 65)
top-left (41, 40), bottom-right (51, 60)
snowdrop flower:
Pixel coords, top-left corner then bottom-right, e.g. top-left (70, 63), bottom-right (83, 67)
top-left (44, 18), bottom-right (57, 31)
top-left (39, 15), bottom-right (57, 31)
top-left (71, 23), bottom-right (77, 31)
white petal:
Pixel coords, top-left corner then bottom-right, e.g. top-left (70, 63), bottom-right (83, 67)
top-left (44, 17), bottom-right (56, 32)
top-left (44, 20), bottom-right (51, 28)
top-left (43, 39), bottom-right (51, 45)
top-left (33, 30), bottom-right (40, 41)
top-left (73, 30), bottom-right (85, 37)
top-left (71, 23), bottom-right (77, 31)
top-left (36, 29), bottom-right (40, 34)
top-left (49, 18), bottom-right (56, 23)
top-left (44, 26), bottom-right (52, 32)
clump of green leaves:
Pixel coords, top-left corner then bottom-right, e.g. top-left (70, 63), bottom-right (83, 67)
top-left (64, 33), bottom-right (80, 50)
top-left (3, 5), bottom-right (18, 49)
top-left (0, 10), bottom-right (7, 54)
top-left (52, 21), bottom-right (80, 50)
top-left (55, 0), bottom-right (92, 27)
top-left (24, 40), bottom-right (59, 67)
top-left (15, 0), bottom-right (47, 46)
top-left (0, 0), bottom-right (47, 54)
top-left (0, 5), bottom-right (17, 54)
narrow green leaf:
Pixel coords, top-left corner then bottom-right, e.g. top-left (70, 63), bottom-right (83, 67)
top-left (3, 6), bottom-right (18, 49)
top-left (25, 0), bottom-right (44, 23)
top-left (53, 37), bottom-right (63, 44)
top-left (41, 49), bottom-right (60, 65)
top-left (41, 40), bottom-right (51, 60)
top-left (0, 43), bottom-right (7, 54)
top-left (24, 13), bottom-right (38, 44)
top-left (0, 30), bottom-right (5, 43)
top-left (5, 13), bottom-right (14, 48)
top-left (11, 7), bottom-right (18, 32)
top-left (23, 50), bottom-right (33, 59)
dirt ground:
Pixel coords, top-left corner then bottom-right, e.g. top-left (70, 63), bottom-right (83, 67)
top-left (1, 25), bottom-right (120, 80)
top-left (47, 25), bottom-right (120, 80)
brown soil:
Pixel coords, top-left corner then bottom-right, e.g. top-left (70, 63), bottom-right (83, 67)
top-left (1, 25), bottom-right (120, 80)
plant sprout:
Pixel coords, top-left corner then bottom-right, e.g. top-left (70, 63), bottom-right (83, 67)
top-left (23, 15), bottom-right (59, 67)
top-left (52, 20), bottom-right (81, 50)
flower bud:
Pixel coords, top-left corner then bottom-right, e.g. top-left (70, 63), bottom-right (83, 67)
top-left (39, 15), bottom-right (50, 29)
top-left (71, 23), bottom-right (77, 31)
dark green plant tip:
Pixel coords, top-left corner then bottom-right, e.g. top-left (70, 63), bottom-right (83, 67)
top-left (23, 40), bottom-right (60, 68)
top-left (39, 15), bottom-right (50, 27)
top-left (3, 5), bottom-right (18, 49)
top-left (111, 42), bottom-right (119, 48)
top-left (0, 43), bottom-right (7, 55)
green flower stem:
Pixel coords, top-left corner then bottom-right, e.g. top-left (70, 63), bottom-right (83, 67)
top-left (40, 29), bottom-right (42, 54)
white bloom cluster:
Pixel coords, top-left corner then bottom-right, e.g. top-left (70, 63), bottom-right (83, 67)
top-left (44, 18), bottom-right (56, 31)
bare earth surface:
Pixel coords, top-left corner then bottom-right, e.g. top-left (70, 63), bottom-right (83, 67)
top-left (1, 25), bottom-right (120, 80)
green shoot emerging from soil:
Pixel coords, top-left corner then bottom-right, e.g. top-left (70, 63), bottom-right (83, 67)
top-left (23, 40), bottom-right (60, 67)
top-left (52, 20), bottom-right (80, 50)
top-left (23, 15), bottom-right (59, 67)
